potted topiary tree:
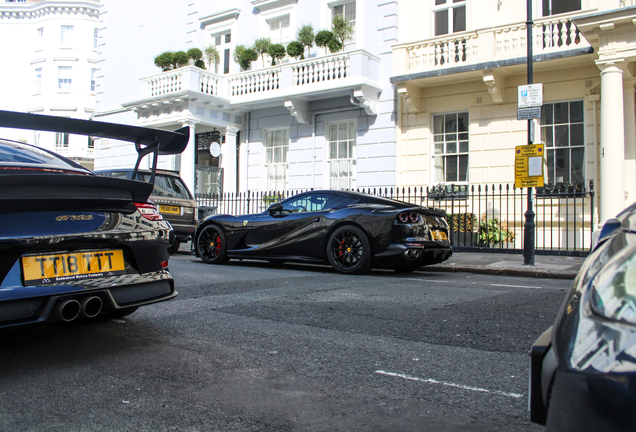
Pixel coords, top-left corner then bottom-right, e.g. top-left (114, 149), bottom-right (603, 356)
top-left (286, 41), bottom-right (304, 61)
top-left (296, 24), bottom-right (315, 59)
top-left (331, 14), bottom-right (353, 51)
top-left (233, 44), bottom-right (258, 71)
top-left (253, 37), bottom-right (271, 67)
top-left (172, 51), bottom-right (190, 69)
top-left (267, 43), bottom-right (286, 66)
top-left (203, 45), bottom-right (220, 71)
top-left (315, 30), bottom-right (334, 55)
top-left (187, 48), bottom-right (205, 69)
top-left (154, 51), bottom-right (175, 71)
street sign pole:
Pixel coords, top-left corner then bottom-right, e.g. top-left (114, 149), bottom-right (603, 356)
top-left (524, 0), bottom-right (535, 265)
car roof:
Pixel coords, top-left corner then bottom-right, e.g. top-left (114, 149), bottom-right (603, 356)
top-left (95, 168), bottom-right (181, 178)
top-left (293, 189), bottom-right (419, 208)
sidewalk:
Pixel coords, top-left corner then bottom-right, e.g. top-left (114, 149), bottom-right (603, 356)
top-left (426, 251), bottom-right (586, 280)
top-left (179, 241), bottom-right (585, 280)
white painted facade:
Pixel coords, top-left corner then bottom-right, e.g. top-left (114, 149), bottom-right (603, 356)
top-left (0, 0), bottom-right (99, 169)
top-left (93, 0), bottom-right (398, 200)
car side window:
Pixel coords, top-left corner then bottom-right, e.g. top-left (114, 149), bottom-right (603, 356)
top-left (323, 194), bottom-right (356, 210)
top-left (282, 194), bottom-right (330, 213)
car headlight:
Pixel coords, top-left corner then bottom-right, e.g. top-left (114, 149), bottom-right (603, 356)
top-left (589, 243), bottom-right (636, 325)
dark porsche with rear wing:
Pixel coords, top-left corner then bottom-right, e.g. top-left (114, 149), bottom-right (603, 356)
top-left (193, 190), bottom-right (452, 274)
top-left (0, 110), bottom-right (188, 328)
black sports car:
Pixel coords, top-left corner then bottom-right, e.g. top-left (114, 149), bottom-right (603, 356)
top-left (530, 202), bottom-right (636, 430)
top-left (193, 190), bottom-right (452, 274)
top-left (0, 110), bottom-right (188, 328)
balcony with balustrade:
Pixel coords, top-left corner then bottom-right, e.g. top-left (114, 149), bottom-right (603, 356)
top-left (130, 49), bottom-right (382, 122)
top-left (391, 12), bottom-right (593, 93)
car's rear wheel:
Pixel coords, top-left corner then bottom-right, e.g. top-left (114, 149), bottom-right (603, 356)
top-left (196, 224), bottom-right (229, 264)
top-left (327, 225), bottom-right (372, 275)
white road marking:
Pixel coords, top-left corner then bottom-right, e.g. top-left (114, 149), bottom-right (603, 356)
top-left (406, 278), bottom-right (542, 289)
top-left (375, 370), bottom-right (523, 399)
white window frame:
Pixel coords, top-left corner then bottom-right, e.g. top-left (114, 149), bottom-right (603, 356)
top-left (540, 100), bottom-right (585, 188)
top-left (327, 120), bottom-right (357, 190)
top-left (58, 66), bottom-right (72, 91)
top-left (263, 128), bottom-right (289, 192)
top-left (210, 29), bottom-right (232, 74)
top-left (93, 28), bottom-right (99, 49)
top-left (267, 14), bottom-right (291, 45)
top-left (540, 0), bottom-right (581, 17)
top-left (431, 111), bottom-right (469, 186)
top-left (60, 25), bottom-right (73, 47)
top-left (432, 0), bottom-right (467, 37)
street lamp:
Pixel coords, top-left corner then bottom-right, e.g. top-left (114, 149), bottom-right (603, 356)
top-left (524, 0), bottom-right (536, 265)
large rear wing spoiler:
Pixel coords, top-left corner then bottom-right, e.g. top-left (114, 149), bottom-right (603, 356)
top-left (0, 110), bottom-right (189, 184)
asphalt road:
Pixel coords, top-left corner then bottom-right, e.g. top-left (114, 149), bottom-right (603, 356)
top-left (0, 256), bottom-right (571, 432)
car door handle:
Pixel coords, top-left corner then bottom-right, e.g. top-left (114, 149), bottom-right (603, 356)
top-left (313, 217), bottom-right (320, 222)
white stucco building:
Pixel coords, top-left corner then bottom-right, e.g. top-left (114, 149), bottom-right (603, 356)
top-left (93, 0), bottom-right (398, 202)
top-left (0, 0), bottom-right (99, 169)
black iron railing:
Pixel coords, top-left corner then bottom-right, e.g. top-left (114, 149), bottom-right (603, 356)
top-left (196, 181), bottom-right (595, 255)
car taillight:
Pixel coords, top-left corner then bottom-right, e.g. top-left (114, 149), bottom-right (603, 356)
top-left (160, 260), bottom-right (169, 268)
top-left (135, 202), bottom-right (163, 221)
top-left (397, 212), bottom-right (420, 224)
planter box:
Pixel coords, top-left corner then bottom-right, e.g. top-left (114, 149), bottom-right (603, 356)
top-left (450, 231), bottom-right (478, 247)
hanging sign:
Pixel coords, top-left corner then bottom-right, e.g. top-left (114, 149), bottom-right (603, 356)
top-left (209, 142), bottom-right (221, 157)
top-left (515, 144), bottom-right (546, 188)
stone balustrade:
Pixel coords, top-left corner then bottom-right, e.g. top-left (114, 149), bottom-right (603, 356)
top-left (138, 50), bottom-right (379, 106)
top-left (394, 13), bottom-right (591, 76)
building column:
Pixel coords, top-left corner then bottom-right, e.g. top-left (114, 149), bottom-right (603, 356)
top-left (597, 60), bottom-right (626, 224)
top-left (179, 120), bottom-right (198, 196)
top-left (624, 78), bottom-right (636, 206)
top-left (222, 126), bottom-right (239, 195)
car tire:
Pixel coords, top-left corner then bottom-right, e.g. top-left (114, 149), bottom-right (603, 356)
top-left (196, 224), bottom-right (229, 264)
top-left (168, 240), bottom-right (181, 255)
top-left (326, 225), bottom-right (372, 275)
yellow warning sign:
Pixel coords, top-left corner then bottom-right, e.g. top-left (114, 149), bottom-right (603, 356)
top-left (515, 144), bottom-right (545, 188)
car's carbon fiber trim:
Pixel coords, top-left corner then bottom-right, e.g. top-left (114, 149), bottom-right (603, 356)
top-left (109, 281), bottom-right (172, 306)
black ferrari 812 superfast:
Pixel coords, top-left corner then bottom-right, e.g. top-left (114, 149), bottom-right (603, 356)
top-left (194, 190), bottom-right (452, 274)
top-left (0, 110), bottom-right (188, 329)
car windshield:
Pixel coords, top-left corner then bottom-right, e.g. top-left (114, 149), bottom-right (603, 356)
top-left (107, 171), bottom-right (193, 200)
top-left (0, 140), bottom-right (83, 170)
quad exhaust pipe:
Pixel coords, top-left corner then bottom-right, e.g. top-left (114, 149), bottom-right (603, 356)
top-left (53, 296), bottom-right (103, 322)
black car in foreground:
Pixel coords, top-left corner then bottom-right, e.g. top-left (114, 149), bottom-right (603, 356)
top-left (0, 110), bottom-right (188, 328)
top-left (193, 190), bottom-right (452, 274)
top-left (530, 202), bottom-right (636, 431)
top-left (96, 169), bottom-right (197, 254)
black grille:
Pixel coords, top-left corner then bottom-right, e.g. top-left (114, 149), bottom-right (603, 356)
top-left (109, 281), bottom-right (172, 305)
top-left (0, 298), bottom-right (43, 323)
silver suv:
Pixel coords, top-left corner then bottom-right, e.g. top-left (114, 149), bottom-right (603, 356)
top-left (96, 169), bottom-right (196, 254)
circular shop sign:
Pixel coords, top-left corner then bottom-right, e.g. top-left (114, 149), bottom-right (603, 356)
top-left (209, 142), bottom-right (221, 157)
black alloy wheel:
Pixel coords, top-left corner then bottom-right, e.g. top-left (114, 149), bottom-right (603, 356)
top-left (196, 224), bottom-right (229, 264)
top-left (326, 225), bottom-right (372, 275)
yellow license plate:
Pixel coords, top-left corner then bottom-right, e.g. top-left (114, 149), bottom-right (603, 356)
top-left (431, 230), bottom-right (448, 241)
top-left (21, 250), bottom-right (126, 286)
top-left (159, 205), bottom-right (180, 215)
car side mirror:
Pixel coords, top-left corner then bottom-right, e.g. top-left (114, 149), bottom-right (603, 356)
top-left (267, 203), bottom-right (283, 214)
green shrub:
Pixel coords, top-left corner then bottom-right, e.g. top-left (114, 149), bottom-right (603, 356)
top-left (315, 30), bottom-right (334, 51)
top-left (478, 218), bottom-right (515, 244)
top-left (173, 51), bottom-right (189, 68)
top-left (253, 37), bottom-right (271, 67)
top-left (187, 48), bottom-right (203, 61)
top-left (327, 38), bottom-right (343, 53)
top-left (286, 41), bottom-right (304, 60)
top-left (203, 45), bottom-right (220, 70)
top-left (268, 43), bottom-right (286, 66)
top-left (331, 14), bottom-right (353, 49)
top-left (233, 45), bottom-right (258, 70)
top-left (154, 52), bottom-right (174, 71)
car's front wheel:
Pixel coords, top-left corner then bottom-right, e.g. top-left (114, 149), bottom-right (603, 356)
top-left (196, 224), bottom-right (229, 264)
top-left (326, 225), bottom-right (372, 275)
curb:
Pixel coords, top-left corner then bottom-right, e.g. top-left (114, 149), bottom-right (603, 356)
top-left (424, 264), bottom-right (578, 280)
